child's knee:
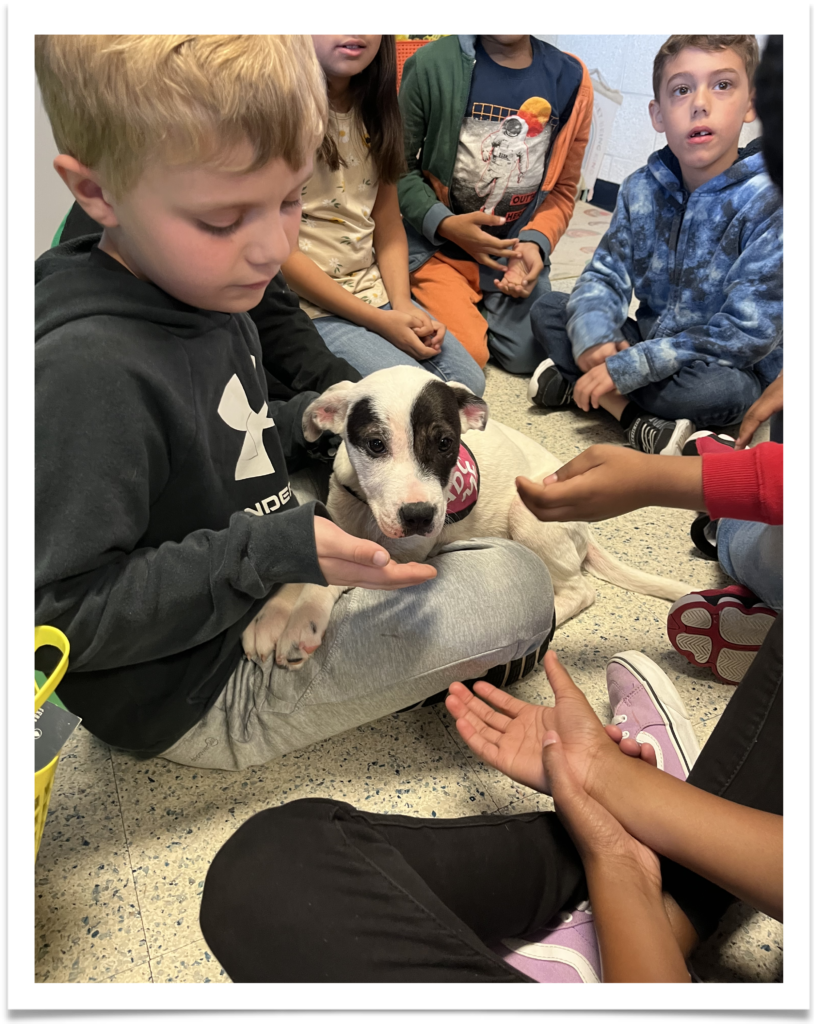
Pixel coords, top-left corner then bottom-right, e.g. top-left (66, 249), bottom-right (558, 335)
top-left (477, 538), bottom-right (555, 638)
top-left (530, 290), bottom-right (570, 336)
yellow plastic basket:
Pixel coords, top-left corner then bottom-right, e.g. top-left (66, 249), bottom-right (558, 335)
top-left (35, 626), bottom-right (70, 860)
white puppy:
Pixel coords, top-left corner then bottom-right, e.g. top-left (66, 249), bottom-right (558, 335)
top-left (242, 367), bottom-right (691, 670)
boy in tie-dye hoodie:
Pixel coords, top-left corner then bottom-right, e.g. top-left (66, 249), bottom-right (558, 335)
top-left (528, 35), bottom-right (782, 456)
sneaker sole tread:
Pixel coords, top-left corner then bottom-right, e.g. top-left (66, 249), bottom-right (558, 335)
top-left (668, 594), bottom-right (777, 685)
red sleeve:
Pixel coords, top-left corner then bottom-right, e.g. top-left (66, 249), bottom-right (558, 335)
top-left (701, 443), bottom-right (783, 525)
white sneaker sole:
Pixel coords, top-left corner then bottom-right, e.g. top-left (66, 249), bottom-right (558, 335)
top-left (659, 418), bottom-right (696, 457)
top-left (607, 650), bottom-right (700, 774)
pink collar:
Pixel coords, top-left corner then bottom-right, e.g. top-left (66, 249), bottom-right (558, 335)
top-left (445, 442), bottom-right (480, 523)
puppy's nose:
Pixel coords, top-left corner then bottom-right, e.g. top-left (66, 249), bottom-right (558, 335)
top-left (398, 502), bottom-right (436, 536)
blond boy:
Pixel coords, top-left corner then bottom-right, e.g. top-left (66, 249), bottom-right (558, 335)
top-left (35, 36), bottom-right (553, 768)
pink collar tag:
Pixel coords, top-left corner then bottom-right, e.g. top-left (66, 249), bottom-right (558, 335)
top-left (445, 443), bottom-right (480, 523)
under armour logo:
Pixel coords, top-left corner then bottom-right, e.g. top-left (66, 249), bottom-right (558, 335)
top-left (217, 374), bottom-right (275, 481)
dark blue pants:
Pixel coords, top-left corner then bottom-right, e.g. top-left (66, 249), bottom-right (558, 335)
top-left (531, 291), bottom-right (764, 429)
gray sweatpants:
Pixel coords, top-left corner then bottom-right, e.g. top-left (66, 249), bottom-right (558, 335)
top-left (161, 537), bottom-right (554, 770)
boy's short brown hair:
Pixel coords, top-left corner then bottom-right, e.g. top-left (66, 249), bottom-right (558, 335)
top-left (652, 35), bottom-right (760, 100)
top-left (35, 35), bottom-right (328, 198)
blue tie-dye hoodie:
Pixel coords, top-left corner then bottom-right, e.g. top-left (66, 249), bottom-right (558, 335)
top-left (566, 140), bottom-right (783, 395)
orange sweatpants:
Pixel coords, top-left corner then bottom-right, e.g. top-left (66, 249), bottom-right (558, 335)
top-left (410, 254), bottom-right (490, 369)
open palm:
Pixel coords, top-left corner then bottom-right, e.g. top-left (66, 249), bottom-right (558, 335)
top-left (445, 650), bottom-right (614, 795)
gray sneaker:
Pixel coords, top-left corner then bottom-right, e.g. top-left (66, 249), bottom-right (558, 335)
top-left (527, 359), bottom-right (575, 409)
top-left (626, 413), bottom-right (694, 456)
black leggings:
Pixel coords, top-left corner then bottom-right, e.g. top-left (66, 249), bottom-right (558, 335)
top-left (200, 617), bottom-right (782, 983)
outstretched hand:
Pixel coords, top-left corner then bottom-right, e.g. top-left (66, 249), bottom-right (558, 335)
top-left (515, 444), bottom-right (705, 523)
top-left (314, 516), bottom-right (437, 589)
top-left (445, 650), bottom-right (615, 794)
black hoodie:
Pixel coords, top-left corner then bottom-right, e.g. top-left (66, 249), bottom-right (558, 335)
top-left (35, 239), bottom-right (330, 755)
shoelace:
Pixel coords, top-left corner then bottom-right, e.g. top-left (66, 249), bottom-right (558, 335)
top-left (611, 712), bottom-right (630, 738)
top-left (558, 899), bottom-right (594, 924)
top-left (630, 417), bottom-right (667, 454)
top-left (558, 381), bottom-right (575, 405)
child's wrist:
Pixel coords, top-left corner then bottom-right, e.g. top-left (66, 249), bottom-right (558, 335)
top-left (655, 455), bottom-right (705, 511)
top-left (359, 304), bottom-right (385, 331)
top-left (585, 852), bottom-right (661, 901)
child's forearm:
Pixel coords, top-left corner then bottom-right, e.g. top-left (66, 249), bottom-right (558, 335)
top-left (280, 251), bottom-right (382, 330)
top-left (588, 753), bottom-right (783, 921)
top-left (586, 863), bottom-right (690, 983)
top-left (372, 183), bottom-right (413, 307)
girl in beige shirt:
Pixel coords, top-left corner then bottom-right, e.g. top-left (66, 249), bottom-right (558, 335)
top-left (281, 35), bottom-right (485, 396)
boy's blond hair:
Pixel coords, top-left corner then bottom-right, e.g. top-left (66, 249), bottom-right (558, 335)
top-left (653, 35), bottom-right (759, 100)
top-left (35, 35), bottom-right (328, 198)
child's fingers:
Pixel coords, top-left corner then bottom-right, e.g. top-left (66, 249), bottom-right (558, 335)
top-left (453, 715), bottom-right (502, 764)
top-left (471, 679), bottom-right (531, 718)
top-left (515, 475), bottom-right (573, 516)
top-left (477, 254), bottom-right (512, 272)
top-left (448, 705), bottom-right (506, 748)
top-left (453, 686), bottom-right (515, 735)
top-left (542, 649), bottom-right (582, 699)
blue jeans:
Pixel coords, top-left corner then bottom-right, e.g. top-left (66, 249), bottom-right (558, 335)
top-left (313, 301), bottom-right (486, 397)
top-left (531, 291), bottom-right (763, 428)
top-left (717, 519), bottom-right (783, 611)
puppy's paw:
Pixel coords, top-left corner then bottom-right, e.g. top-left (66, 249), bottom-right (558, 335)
top-left (242, 584), bottom-right (303, 666)
top-left (275, 585), bottom-right (344, 671)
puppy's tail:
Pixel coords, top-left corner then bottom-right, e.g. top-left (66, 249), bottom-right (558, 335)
top-left (584, 537), bottom-right (689, 602)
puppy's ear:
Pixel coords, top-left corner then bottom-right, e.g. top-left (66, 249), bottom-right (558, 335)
top-left (446, 382), bottom-right (489, 432)
top-left (302, 380), bottom-right (357, 442)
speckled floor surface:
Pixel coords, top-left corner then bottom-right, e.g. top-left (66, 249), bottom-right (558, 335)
top-left (34, 202), bottom-right (781, 985)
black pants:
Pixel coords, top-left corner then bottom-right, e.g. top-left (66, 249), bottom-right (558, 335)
top-left (200, 618), bottom-right (782, 983)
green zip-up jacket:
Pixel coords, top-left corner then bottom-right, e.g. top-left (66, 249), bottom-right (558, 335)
top-left (398, 35), bottom-right (593, 271)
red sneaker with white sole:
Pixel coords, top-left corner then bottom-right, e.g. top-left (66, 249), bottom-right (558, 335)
top-left (667, 585), bottom-right (778, 685)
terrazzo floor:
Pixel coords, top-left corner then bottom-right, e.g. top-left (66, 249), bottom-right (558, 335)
top-left (34, 202), bottom-right (782, 986)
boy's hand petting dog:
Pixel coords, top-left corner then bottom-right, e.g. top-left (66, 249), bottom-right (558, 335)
top-left (573, 362), bottom-right (618, 411)
top-left (493, 241), bottom-right (544, 298)
top-left (515, 444), bottom-right (706, 523)
top-left (437, 211), bottom-right (524, 272)
top-left (377, 308), bottom-right (441, 360)
top-left (314, 516), bottom-right (437, 589)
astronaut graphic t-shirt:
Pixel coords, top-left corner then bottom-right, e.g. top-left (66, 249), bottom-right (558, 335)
top-left (450, 37), bottom-right (565, 235)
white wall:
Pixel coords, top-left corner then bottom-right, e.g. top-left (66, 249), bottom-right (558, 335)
top-left (538, 34), bottom-right (763, 186)
top-left (36, 82), bottom-right (74, 257)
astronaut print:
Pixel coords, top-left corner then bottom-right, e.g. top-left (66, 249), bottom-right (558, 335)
top-left (450, 97), bottom-right (554, 225)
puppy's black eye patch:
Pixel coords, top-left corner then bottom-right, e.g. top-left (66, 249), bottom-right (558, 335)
top-left (411, 382), bottom-right (462, 487)
top-left (347, 397), bottom-right (391, 457)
